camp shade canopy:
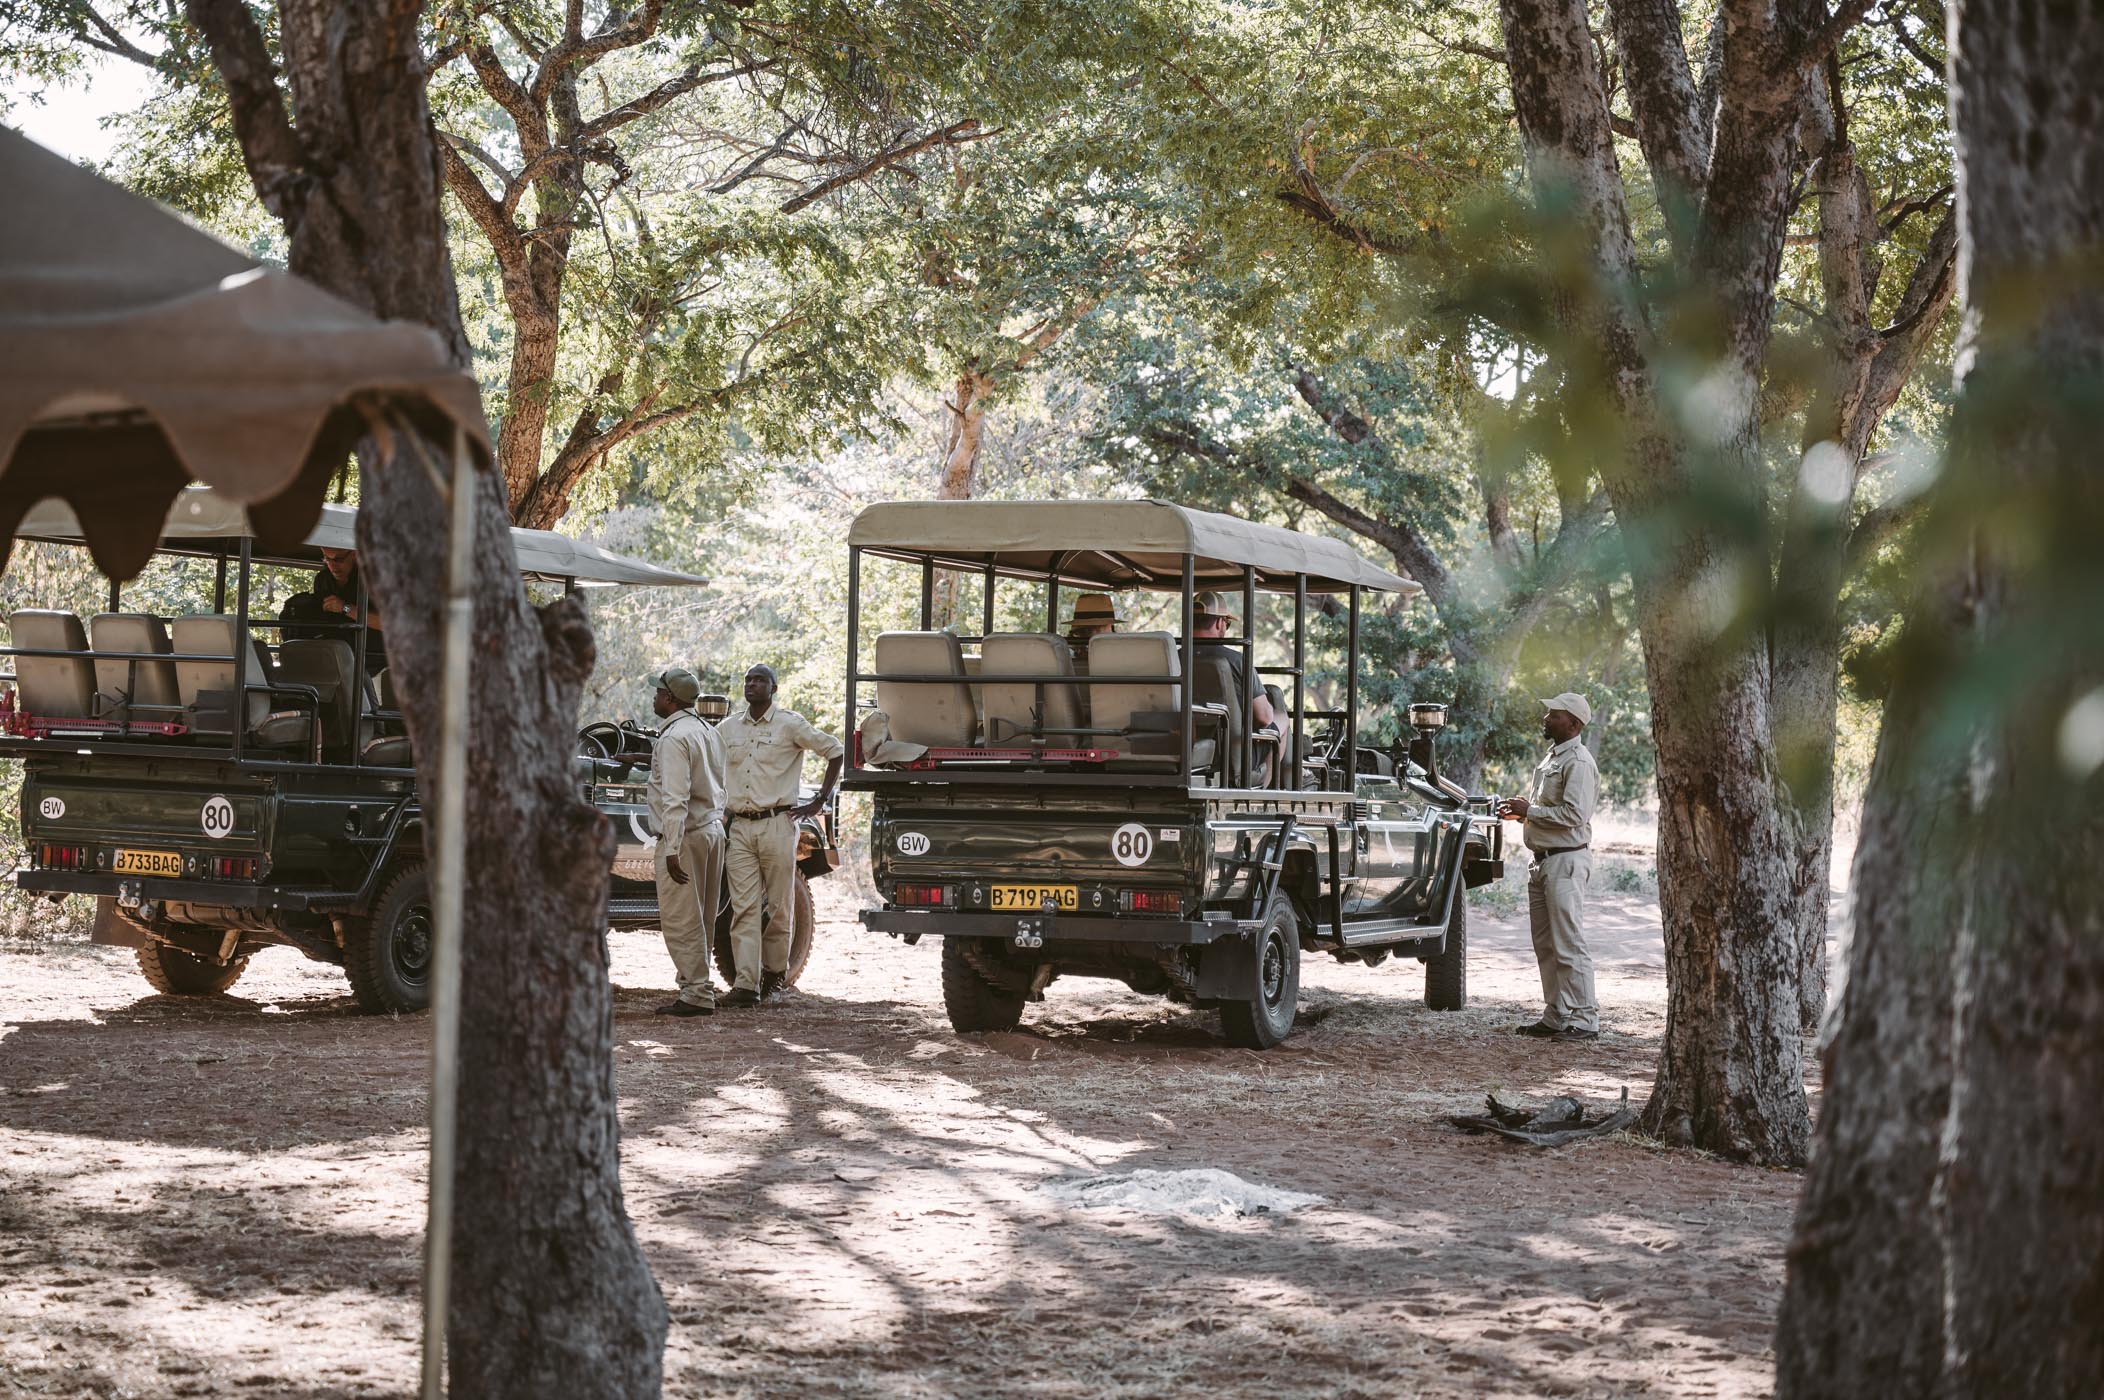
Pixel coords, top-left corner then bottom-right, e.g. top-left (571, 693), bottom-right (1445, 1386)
top-left (13, 488), bottom-right (706, 589)
top-left (0, 127), bottom-right (490, 584)
top-left (846, 499), bottom-right (1421, 594)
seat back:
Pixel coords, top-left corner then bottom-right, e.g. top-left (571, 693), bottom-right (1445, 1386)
top-left (171, 615), bottom-right (272, 735)
top-left (978, 633), bottom-right (1081, 748)
top-left (873, 631), bottom-right (976, 748)
top-left (1087, 631), bottom-right (1182, 750)
top-left (8, 610), bottom-right (95, 718)
top-left (89, 613), bottom-right (180, 718)
top-left (276, 639), bottom-right (359, 753)
top-left (1194, 652), bottom-right (1246, 784)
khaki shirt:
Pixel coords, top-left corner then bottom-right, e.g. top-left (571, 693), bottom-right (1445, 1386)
top-left (647, 709), bottom-right (725, 851)
top-left (722, 703), bottom-right (844, 813)
top-left (1525, 736), bottom-right (1598, 853)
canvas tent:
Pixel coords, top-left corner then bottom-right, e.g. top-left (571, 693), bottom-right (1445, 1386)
top-left (0, 126), bottom-right (488, 1396)
top-left (0, 125), bottom-right (489, 577)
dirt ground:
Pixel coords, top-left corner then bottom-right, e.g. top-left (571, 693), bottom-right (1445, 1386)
top-left (1, 849), bottom-right (1823, 1399)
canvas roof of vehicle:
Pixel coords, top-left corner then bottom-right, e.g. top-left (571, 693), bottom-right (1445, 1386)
top-left (846, 499), bottom-right (1419, 594)
top-left (14, 486), bottom-right (706, 589)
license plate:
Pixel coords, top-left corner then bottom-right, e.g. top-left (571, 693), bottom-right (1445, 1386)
top-left (113, 848), bottom-right (182, 877)
top-left (991, 884), bottom-right (1078, 912)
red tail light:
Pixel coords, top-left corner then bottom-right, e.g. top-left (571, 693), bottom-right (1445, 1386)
top-left (38, 843), bottom-right (87, 870)
top-left (1121, 888), bottom-right (1182, 915)
top-left (893, 883), bottom-right (951, 908)
top-left (211, 856), bottom-right (259, 880)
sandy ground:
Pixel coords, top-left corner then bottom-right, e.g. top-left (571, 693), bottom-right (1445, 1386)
top-left (1, 853), bottom-right (1823, 1399)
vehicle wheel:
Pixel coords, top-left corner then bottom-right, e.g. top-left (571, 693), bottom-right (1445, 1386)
top-left (1220, 897), bottom-right (1301, 1050)
top-left (941, 938), bottom-right (1026, 1034)
top-left (135, 940), bottom-right (248, 995)
top-left (344, 864), bottom-right (432, 1014)
top-left (1424, 894), bottom-right (1467, 1011)
top-left (711, 871), bottom-right (815, 989)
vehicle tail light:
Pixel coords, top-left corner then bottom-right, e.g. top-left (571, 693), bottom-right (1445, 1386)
top-left (1121, 888), bottom-right (1182, 915)
top-left (38, 843), bottom-right (87, 870)
top-left (893, 882), bottom-right (951, 908)
top-left (212, 856), bottom-right (260, 880)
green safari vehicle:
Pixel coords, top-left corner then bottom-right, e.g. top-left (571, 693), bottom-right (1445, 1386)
top-left (0, 487), bottom-right (805, 1012)
top-left (842, 500), bottom-right (1505, 1048)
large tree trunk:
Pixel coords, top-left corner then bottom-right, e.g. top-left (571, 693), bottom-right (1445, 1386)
top-left (928, 366), bottom-right (995, 627)
top-left (1778, 0), bottom-right (2104, 1390)
top-left (186, 1), bottom-right (668, 1393)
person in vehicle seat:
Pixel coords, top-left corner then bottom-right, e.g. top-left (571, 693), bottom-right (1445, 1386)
top-left (1498, 692), bottom-right (1600, 1041)
top-left (1194, 591), bottom-right (1279, 783)
top-left (280, 546), bottom-right (386, 668)
top-left (719, 663), bottom-right (843, 1008)
top-left (648, 665), bottom-right (726, 1018)
top-left (1064, 593), bottom-right (1121, 674)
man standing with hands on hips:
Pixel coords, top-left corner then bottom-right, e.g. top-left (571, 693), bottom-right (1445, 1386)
top-left (647, 666), bottom-right (726, 1017)
top-left (719, 664), bottom-right (843, 1008)
top-left (1498, 692), bottom-right (1601, 1040)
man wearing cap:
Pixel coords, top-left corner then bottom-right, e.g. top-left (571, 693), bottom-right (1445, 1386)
top-left (1194, 591), bottom-right (1279, 783)
top-left (719, 663), bottom-right (845, 1007)
top-left (1065, 593), bottom-right (1121, 674)
top-left (1499, 693), bottom-right (1601, 1040)
top-left (647, 667), bottom-right (726, 1017)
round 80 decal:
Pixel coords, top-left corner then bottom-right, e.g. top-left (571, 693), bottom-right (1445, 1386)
top-left (1110, 822), bottom-right (1154, 867)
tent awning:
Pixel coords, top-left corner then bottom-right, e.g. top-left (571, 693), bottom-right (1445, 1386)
top-left (0, 127), bottom-right (491, 583)
top-left (847, 498), bottom-right (1419, 593)
top-left (12, 487), bottom-right (705, 588)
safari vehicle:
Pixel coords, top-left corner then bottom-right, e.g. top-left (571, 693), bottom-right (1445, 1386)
top-left (2, 487), bottom-right (828, 1011)
top-left (843, 500), bottom-right (1505, 1048)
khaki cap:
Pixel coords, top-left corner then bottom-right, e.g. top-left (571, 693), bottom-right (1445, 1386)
top-left (1540, 691), bottom-right (1592, 725)
top-left (653, 666), bottom-right (701, 703)
top-left (1193, 590), bottom-right (1239, 619)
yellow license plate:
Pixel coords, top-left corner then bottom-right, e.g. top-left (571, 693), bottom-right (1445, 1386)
top-left (992, 884), bottom-right (1078, 912)
top-left (113, 848), bottom-right (183, 877)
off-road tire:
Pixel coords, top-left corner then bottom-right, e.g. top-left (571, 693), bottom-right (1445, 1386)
top-left (1220, 897), bottom-right (1301, 1050)
top-left (343, 864), bottom-right (432, 1014)
top-left (711, 871), bottom-right (815, 989)
top-left (135, 941), bottom-right (248, 995)
top-left (1424, 894), bottom-right (1467, 1011)
top-left (941, 938), bottom-right (1027, 1034)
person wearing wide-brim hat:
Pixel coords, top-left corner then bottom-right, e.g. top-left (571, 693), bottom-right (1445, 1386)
top-left (646, 665), bottom-right (726, 1017)
top-left (1497, 692), bottom-right (1601, 1040)
top-left (1064, 592), bottom-right (1122, 673)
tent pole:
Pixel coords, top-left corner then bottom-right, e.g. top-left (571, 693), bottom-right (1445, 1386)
top-left (422, 427), bottom-right (475, 1400)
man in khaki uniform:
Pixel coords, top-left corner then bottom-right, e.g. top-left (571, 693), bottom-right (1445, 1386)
top-left (719, 663), bottom-right (843, 1008)
top-left (1499, 691), bottom-right (1601, 1040)
top-left (647, 666), bottom-right (725, 1017)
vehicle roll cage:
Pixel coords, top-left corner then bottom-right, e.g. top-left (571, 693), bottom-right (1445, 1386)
top-left (844, 525), bottom-right (1400, 792)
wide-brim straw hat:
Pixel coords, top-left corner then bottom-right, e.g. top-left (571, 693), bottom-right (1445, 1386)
top-left (1068, 593), bottom-right (1121, 629)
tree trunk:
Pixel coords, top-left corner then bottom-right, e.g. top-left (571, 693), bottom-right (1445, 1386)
top-left (187, 1), bottom-right (667, 1393)
top-left (1779, 1), bottom-right (2104, 1390)
top-left (928, 367), bottom-right (994, 627)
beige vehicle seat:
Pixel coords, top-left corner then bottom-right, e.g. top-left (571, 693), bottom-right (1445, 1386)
top-left (1087, 631), bottom-right (1217, 770)
top-left (275, 639), bottom-right (360, 755)
top-left (171, 615), bottom-right (282, 742)
top-left (8, 609), bottom-right (95, 718)
top-left (978, 633), bottom-right (1082, 748)
top-left (874, 631), bottom-right (977, 749)
top-left (89, 613), bottom-right (180, 722)
top-left (362, 668), bottom-right (413, 766)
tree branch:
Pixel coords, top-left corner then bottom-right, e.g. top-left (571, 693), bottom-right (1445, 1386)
top-left (779, 119), bottom-right (985, 214)
top-left (183, 0), bottom-right (309, 222)
top-left (1883, 7), bottom-right (1944, 80)
top-left (1606, 0), bottom-right (1706, 242)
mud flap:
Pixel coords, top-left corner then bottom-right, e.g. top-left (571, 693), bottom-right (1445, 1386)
top-left (1192, 932), bottom-right (1258, 1001)
top-left (89, 897), bottom-right (147, 948)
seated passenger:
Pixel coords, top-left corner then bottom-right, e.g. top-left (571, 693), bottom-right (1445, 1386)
top-left (1194, 591), bottom-right (1280, 783)
top-left (1064, 593), bottom-right (1121, 674)
top-left (280, 546), bottom-right (386, 669)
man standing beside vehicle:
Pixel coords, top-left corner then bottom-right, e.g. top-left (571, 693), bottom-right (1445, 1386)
top-left (1498, 692), bottom-right (1600, 1040)
top-left (648, 666), bottom-right (725, 1018)
top-left (720, 664), bottom-right (843, 1008)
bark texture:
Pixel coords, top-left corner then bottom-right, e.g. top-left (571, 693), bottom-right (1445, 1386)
top-left (187, 1), bottom-right (667, 1393)
top-left (1777, 0), bottom-right (2104, 1391)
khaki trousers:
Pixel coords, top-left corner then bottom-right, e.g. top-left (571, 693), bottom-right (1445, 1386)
top-left (726, 812), bottom-right (796, 991)
top-left (1527, 849), bottom-right (1597, 1032)
top-left (655, 824), bottom-right (723, 1008)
